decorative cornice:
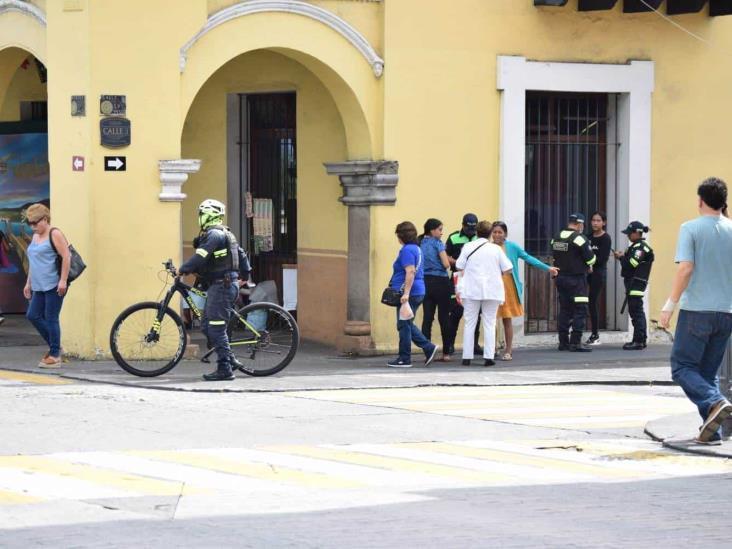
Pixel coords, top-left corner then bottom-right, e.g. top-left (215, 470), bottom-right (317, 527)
top-left (159, 159), bottom-right (201, 202)
top-left (324, 160), bottom-right (398, 206)
top-left (0, 0), bottom-right (46, 26)
top-left (180, 0), bottom-right (384, 77)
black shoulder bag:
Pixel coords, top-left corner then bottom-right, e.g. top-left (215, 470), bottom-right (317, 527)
top-left (381, 248), bottom-right (423, 307)
top-left (49, 228), bottom-right (87, 284)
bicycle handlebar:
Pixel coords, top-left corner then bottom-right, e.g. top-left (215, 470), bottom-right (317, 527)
top-left (162, 259), bottom-right (178, 277)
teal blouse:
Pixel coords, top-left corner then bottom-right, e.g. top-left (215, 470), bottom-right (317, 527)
top-left (502, 239), bottom-right (550, 304)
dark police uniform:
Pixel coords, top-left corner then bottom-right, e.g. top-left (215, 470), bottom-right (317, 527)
top-left (444, 229), bottom-right (477, 354)
top-left (179, 225), bottom-right (251, 375)
top-left (551, 227), bottom-right (596, 349)
top-left (620, 237), bottom-right (654, 347)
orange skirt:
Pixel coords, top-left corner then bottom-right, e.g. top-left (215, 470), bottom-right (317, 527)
top-left (497, 273), bottom-right (524, 319)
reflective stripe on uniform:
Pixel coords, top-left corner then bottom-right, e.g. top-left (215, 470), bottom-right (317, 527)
top-left (213, 249), bottom-right (228, 258)
top-left (560, 230), bottom-right (574, 239)
top-left (629, 258), bottom-right (639, 267)
top-left (574, 297), bottom-right (589, 303)
top-left (573, 235), bottom-right (586, 247)
top-left (195, 248), bottom-right (209, 258)
top-left (208, 320), bottom-right (226, 325)
top-left (629, 290), bottom-right (644, 296)
top-left (586, 256), bottom-right (597, 266)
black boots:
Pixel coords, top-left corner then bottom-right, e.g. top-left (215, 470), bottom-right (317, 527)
top-left (203, 367), bottom-right (235, 381)
top-left (623, 341), bottom-right (647, 351)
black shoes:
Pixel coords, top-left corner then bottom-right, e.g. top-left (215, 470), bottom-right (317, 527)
top-left (203, 369), bottom-right (235, 381)
top-left (474, 344), bottom-right (484, 355)
top-left (622, 341), bottom-right (647, 351)
top-left (484, 359), bottom-right (495, 367)
top-left (568, 343), bottom-right (592, 353)
top-left (558, 343), bottom-right (571, 351)
top-left (462, 359), bottom-right (471, 366)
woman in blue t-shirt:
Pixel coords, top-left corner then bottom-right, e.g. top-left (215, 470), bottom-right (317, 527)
top-left (419, 218), bottom-right (452, 360)
top-left (388, 221), bottom-right (438, 368)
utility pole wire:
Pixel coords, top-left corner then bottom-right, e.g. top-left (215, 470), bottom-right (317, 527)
top-left (638, 0), bottom-right (712, 45)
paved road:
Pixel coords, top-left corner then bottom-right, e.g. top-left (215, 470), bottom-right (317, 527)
top-left (1, 369), bottom-right (729, 547)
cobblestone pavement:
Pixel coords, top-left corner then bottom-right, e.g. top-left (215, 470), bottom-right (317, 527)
top-left (1, 370), bottom-right (728, 547)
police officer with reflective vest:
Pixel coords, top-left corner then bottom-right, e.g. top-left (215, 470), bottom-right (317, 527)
top-left (444, 213), bottom-right (481, 357)
top-left (551, 213), bottom-right (596, 352)
top-left (614, 221), bottom-right (653, 351)
top-left (179, 199), bottom-right (251, 381)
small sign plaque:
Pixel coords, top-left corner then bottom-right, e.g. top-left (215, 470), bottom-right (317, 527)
top-left (100, 95), bottom-right (126, 116)
top-left (104, 156), bottom-right (126, 171)
top-left (100, 117), bottom-right (131, 148)
top-left (72, 156), bottom-right (85, 171)
top-left (71, 95), bottom-right (85, 117)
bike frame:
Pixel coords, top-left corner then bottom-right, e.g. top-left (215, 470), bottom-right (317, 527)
top-left (152, 275), bottom-right (263, 351)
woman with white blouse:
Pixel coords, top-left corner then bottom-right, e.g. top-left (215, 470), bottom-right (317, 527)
top-left (455, 220), bottom-right (513, 366)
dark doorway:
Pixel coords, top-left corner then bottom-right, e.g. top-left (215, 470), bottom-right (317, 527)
top-left (524, 92), bottom-right (609, 334)
top-left (238, 93), bottom-right (297, 307)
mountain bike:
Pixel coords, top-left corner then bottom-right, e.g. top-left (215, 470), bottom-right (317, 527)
top-left (109, 260), bottom-right (299, 378)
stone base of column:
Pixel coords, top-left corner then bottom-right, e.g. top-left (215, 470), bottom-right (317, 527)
top-left (337, 321), bottom-right (376, 355)
top-left (336, 334), bottom-right (376, 356)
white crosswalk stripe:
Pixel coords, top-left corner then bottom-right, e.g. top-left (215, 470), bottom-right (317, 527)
top-left (283, 385), bottom-right (694, 430)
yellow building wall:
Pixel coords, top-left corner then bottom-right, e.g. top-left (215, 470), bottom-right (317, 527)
top-left (181, 49), bottom-right (349, 344)
top-left (370, 0), bottom-right (732, 351)
top-left (4, 0), bottom-right (730, 356)
top-left (0, 55), bottom-right (46, 121)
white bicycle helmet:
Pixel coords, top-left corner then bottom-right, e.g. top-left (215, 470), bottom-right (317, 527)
top-left (198, 198), bottom-right (226, 229)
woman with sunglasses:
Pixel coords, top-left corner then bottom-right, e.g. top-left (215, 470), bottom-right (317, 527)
top-left (24, 204), bottom-right (71, 368)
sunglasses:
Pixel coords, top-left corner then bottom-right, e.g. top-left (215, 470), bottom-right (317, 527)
top-left (28, 219), bottom-right (45, 226)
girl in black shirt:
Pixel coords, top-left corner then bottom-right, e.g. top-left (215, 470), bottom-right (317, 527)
top-left (586, 211), bottom-right (612, 345)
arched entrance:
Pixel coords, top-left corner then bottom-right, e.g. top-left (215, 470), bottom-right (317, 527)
top-left (177, 5), bottom-right (384, 348)
top-left (181, 48), bottom-right (355, 345)
top-left (0, 46), bottom-right (48, 315)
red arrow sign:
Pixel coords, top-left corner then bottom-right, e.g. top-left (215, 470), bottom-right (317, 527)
top-left (72, 156), bottom-right (85, 172)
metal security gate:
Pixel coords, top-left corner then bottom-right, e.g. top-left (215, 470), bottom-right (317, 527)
top-left (524, 92), bottom-right (609, 333)
top-left (242, 93), bottom-right (297, 305)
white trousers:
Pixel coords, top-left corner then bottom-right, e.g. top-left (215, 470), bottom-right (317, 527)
top-left (462, 298), bottom-right (500, 359)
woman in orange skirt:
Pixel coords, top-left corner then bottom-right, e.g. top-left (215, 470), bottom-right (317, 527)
top-left (491, 222), bottom-right (558, 360)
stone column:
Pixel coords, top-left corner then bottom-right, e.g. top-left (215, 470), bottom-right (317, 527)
top-left (158, 159), bottom-right (201, 202)
top-left (324, 160), bottom-right (399, 354)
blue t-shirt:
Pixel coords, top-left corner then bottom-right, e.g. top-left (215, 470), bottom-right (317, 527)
top-left (675, 215), bottom-right (732, 313)
top-left (391, 243), bottom-right (425, 296)
top-left (420, 236), bottom-right (448, 277)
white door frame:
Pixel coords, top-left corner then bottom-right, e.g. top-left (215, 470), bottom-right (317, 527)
top-left (496, 56), bottom-right (654, 343)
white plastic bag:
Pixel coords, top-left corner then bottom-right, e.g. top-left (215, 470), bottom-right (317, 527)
top-left (399, 301), bottom-right (414, 320)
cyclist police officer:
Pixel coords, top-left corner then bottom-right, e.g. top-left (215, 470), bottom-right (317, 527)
top-left (179, 199), bottom-right (251, 381)
top-left (551, 212), bottom-right (597, 352)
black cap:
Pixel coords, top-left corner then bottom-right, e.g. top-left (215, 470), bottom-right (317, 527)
top-left (462, 213), bottom-right (478, 228)
top-left (622, 221), bottom-right (647, 235)
top-left (569, 212), bottom-right (586, 224)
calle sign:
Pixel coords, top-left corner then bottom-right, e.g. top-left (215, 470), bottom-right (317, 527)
top-left (100, 117), bottom-right (131, 148)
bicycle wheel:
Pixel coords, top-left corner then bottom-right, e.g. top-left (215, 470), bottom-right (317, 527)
top-left (110, 301), bottom-right (187, 377)
top-left (227, 302), bottom-right (299, 377)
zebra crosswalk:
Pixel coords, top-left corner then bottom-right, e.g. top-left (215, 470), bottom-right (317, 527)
top-left (0, 369), bottom-right (70, 387)
top-left (283, 385), bottom-right (694, 430)
top-left (0, 437), bottom-right (729, 521)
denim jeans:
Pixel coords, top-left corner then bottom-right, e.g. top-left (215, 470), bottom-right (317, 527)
top-left (670, 310), bottom-right (732, 425)
top-left (26, 289), bottom-right (65, 357)
top-left (396, 294), bottom-right (432, 362)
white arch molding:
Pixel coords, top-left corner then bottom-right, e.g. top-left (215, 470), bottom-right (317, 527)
top-left (179, 0), bottom-right (384, 77)
top-left (0, 0), bottom-right (46, 26)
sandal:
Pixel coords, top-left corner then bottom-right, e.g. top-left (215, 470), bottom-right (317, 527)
top-left (501, 353), bottom-right (513, 361)
top-left (440, 354), bottom-right (452, 362)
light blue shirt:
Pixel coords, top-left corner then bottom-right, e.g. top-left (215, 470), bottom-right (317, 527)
top-left (27, 237), bottom-right (60, 292)
top-left (675, 215), bottom-right (732, 313)
top-left (420, 236), bottom-right (448, 277)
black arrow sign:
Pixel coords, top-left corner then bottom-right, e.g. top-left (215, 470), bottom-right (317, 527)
top-left (104, 156), bottom-right (126, 171)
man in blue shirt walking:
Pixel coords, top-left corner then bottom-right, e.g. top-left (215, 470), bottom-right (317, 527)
top-left (660, 177), bottom-right (732, 445)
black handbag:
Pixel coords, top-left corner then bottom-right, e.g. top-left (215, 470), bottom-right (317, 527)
top-left (49, 228), bottom-right (86, 283)
top-left (381, 286), bottom-right (403, 307)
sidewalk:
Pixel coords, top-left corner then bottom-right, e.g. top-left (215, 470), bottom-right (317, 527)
top-left (645, 413), bottom-right (732, 458)
top-left (1, 338), bottom-right (674, 392)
